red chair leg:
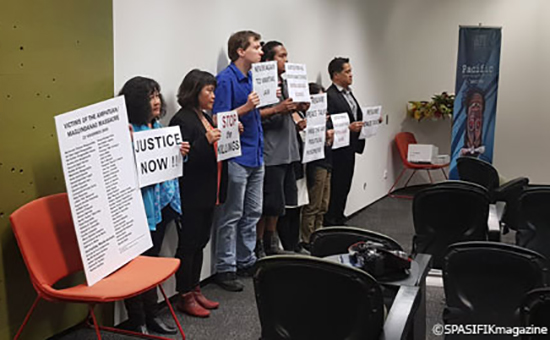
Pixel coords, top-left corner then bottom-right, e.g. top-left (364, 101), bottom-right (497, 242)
top-left (388, 168), bottom-right (407, 195)
top-left (441, 167), bottom-right (448, 179)
top-left (14, 295), bottom-right (41, 340)
top-left (159, 284), bottom-right (186, 340)
top-left (88, 305), bottom-right (102, 340)
top-left (426, 169), bottom-right (434, 183)
top-left (403, 169), bottom-right (417, 187)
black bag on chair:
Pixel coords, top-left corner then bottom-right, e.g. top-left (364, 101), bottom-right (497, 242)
top-left (349, 241), bottom-right (411, 281)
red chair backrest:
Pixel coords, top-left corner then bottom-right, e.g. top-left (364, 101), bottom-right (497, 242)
top-left (395, 132), bottom-right (417, 166)
top-left (10, 193), bottom-right (83, 289)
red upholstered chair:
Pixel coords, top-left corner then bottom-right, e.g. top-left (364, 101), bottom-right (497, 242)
top-left (389, 132), bottom-right (448, 198)
top-left (9, 193), bottom-right (185, 340)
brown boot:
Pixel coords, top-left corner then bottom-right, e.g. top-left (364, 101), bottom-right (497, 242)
top-left (177, 292), bottom-right (210, 318)
top-left (193, 286), bottom-right (219, 310)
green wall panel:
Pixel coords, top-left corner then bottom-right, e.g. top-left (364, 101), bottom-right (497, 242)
top-left (0, 1), bottom-right (113, 338)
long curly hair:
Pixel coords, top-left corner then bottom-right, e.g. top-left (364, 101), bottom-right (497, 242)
top-left (118, 76), bottom-right (166, 125)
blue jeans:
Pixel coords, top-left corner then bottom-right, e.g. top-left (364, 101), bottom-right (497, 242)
top-left (215, 161), bottom-right (264, 273)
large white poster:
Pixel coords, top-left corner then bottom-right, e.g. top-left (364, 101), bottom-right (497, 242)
top-left (55, 96), bottom-right (151, 286)
top-left (360, 105), bottom-right (382, 139)
top-left (217, 110), bottom-right (242, 161)
top-left (133, 126), bottom-right (184, 188)
top-left (303, 94), bottom-right (328, 163)
top-left (285, 63), bottom-right (310, 103)
top-left (252, 61), bottom-right (279, 108)
top-left (331, 113), bottom-right (350, 150)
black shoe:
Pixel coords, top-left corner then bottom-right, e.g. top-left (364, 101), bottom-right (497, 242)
top-left (294, 243), bottom-right (311, 255)
top-left (214, 272), bottom-right (244, 292)
top-left (146, 316), bottom-right (177, 335)
top-left (121, 320), bottom-right (149, 335)
top-left (237, 265), bottom-right (256, 277)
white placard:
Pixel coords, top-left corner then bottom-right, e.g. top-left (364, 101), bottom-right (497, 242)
top-left (252, 61), bottom-right (279, 108)
top-left (55, 96), bottom-right (151, 286)
top-left (302, 124), bottom-right (326, 164)
top-left (306, 93), bottom-right (327, 127)
top-left (331, 113), bottom-right (350, 150)
top-left (133, 126), bottom-right (184, 188)
top-left (360, 105), bottom-right (382, 139)
top-left (285, 63), bottom-right (310, 103)
top-left (217, 110), bottom-right (242, 161)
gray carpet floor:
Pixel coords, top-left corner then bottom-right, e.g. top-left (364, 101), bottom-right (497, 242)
top-left (51, 185), bottom-right (515, 340)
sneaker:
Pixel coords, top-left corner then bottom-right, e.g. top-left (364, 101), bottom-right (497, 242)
top-left (294, 242), bottom-right (311, 255)
top-left (214, 272), bottom-right (244, 292)
top-left (255, 240), bottom-right (267, 259)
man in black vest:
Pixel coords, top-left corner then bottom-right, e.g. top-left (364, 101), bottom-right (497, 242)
top-left (324, 57), bottom-right (365, 226)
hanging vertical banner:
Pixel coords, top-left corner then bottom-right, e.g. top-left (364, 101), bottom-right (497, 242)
top-left (449, 26), bottom-right (502, 179)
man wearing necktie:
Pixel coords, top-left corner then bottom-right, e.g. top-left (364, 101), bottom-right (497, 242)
top-left (324, 57), bottom-right (365, 226)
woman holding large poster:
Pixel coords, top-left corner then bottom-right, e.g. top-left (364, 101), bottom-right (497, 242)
top-left (119, 76), bottom-right (190, 334)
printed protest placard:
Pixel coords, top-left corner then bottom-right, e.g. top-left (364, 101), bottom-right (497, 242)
top-left (331, 113), bottom-right (350, 150)
top-left (285, 63), bottom-right (310, 103)
top-left (360, 105), bottom-right (382, 139)
top-left (55, 96), bottom-right (151, 286)
top-left (252, 61), bottom-right (279, 108)
top-left (217, 110), bottom-right (241, 161)
top-left (302, 93), bottom-right (328, 163)
top-left (133, 126), bottom-right (183, 188)
top-left (303, 125), bottom-right (326, 164)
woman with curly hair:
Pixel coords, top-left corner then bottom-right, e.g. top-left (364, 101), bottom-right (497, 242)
top-left (119, 76), bottom-right (190, 334)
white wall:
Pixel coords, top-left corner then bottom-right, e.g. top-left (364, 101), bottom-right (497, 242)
top-left (114, 0), bottom-right (550, 220)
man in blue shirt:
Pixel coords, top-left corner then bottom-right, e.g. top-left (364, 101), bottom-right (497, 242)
top-left (213, 30), bottom-right (263, 292)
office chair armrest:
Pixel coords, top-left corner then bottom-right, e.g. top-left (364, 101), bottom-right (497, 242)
top-left (380, 285), bottom-right (420, 340)
top-left (493, 177), bottom-right (529, 201)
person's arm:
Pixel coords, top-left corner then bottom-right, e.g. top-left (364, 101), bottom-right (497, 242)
top-left (260, 98), bottom-right (295, 119)
top-left (235, 92), bottom-right (260, 117)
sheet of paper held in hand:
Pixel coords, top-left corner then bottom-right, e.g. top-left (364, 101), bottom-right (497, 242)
top-left (285, 63), bottom-right (311, 103)
top-left (133, 126), bottom-right (184, 188)
top-left (331, 113), bottom-right (350, 149)
top-left (55, 96), bottom-right (151, 286)
top-left (360, 105), bottom-right (382, 139)
top-left (302, 93), bottom-right (327, 163)
top-left (217, 110), bottom-right (242, 161)
top-left (252, 61), bottom-right (279, 108)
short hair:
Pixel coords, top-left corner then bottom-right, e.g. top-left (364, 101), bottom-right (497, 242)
top-left (309, 82), bottom-right (325, 95)
top-left (261, 41), bottom-right (283, 62)
top-left (463, 87), bottom-right (485, 109)
top-left (228, 30), bottom-right (261, 62)
top-left (328, 57), bottom-right (350, 80)
top-left (177, 69), bottom-right (217, 109)
top-left (118, 76), bottom-right (165, 126)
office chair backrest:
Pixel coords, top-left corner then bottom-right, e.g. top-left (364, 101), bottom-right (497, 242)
top-left (10, 193), bottom-right (83, 289)
top-left (310, 226), bottom-right (403, 258)
top-left (496, 177), bottom-right (530, 230)
top-left (456, 156), bottom-right (500, 193)
top-left (254, 255), bottom-right (384, 340)
top-left (412, 181), bottom-right (489, 269)
top-left (443, 242), bottom-right (548, 327)
top-left (395, 132), bottom-right (417, 166)
top-left (521, 288), bottom-right (550, 337)
top-left (516, 187), bottom-right (550, 261)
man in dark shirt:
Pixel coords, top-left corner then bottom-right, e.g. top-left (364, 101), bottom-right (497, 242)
top-left (213, 31), bottom-right (263, 292)
top-left (324, 57), bottom-right (365, 226)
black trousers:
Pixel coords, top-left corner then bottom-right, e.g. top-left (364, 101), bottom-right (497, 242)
top-left (124, 206), bottom-right (179, 324)
top-left (325, 149), bottom-right (355, 226)
top-left (277, 207), bottom-right (301, 251)
top-left (176, 205), bottom-right (214, 294)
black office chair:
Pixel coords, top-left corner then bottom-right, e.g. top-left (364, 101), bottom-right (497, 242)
top-left (310, 226), bottom-right (403, 258)
top-left (516, 187), bottom-right (550, 261)
top-left (443, 242), bottom-right (548, 331)
top-left (521, 288), bottom-right (550, 339)
top-left (456, 156), bottom-right (529, 231)
top-left (253, 255), bottom-right (419, 340)
top-left (412, 181), bottom-right (490, 269)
